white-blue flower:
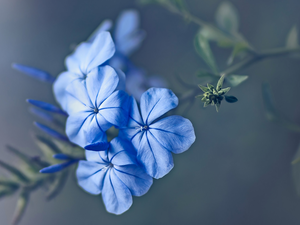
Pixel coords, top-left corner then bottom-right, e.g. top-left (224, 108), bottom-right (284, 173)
top-left (119, 88), bottom-right (196, 179)
top-left (53, 31), bottom-right (120, 111)
top-left (77, 137), bottom-right (153, 215)
top-left (65, 65), bottom-right (129, 148)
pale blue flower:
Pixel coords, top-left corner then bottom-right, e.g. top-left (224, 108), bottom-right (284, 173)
top-left (125, 67), bottom-right (167, 101)
top-left (119, 88), bottom-right (196, 179)
top-left (53, 31), bottom-right (118, 111)
top-left (65, 65), bottom-right (130, 147)
top-left (77, 137), bottom-right (153, 215)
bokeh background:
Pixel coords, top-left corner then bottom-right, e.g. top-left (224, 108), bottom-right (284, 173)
top-left (0, 0), bottom-right (300, 224)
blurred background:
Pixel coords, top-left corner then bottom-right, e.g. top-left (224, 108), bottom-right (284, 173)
top-left (0, 0), bottom-right (300, 224)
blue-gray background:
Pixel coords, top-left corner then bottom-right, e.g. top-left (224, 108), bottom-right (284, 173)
top-left (0, 0), bottom-right (300, 224)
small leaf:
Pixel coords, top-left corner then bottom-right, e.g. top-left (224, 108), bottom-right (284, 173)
top-left (34, 122), bottom-right (69, 143)
top-left (34, 135), bottom-right (61, 161)
top-left (286, 25), bottom-right (298, 48)
top-left (12, 191), bottom-right (30, 225)
top-left (199, 27), bottom-right (234, 47)
top-left (225, 95), bottom-right (238, 103)
top-left (6, 146), bottom-right (40, 172)
top-left (46, 170), bottom-right (69, 201)
top-left (219, 87), bottom-right (231, 95)
top-left (195, 94), bottom-right (204, 99)
top-left (226, 75), bottom-right (248, 87)
top-left (170, 0), bottom-right (187, 12)
top-left (215, 1), bottom-right (239, 33)
top-left (216, 75), bottom-right (225, 91)
top-left (203, 102), bottom-right (210, 107)
top-left (198, 85), bottom-right (209, 93)
top-left (0, 160), bottom-right (29, 183)
top-left (215, 101), bottom-right (221, 112)
top-left (227, 42), bottom-right (249, 65)
top-left (194, 33), bottom-right (219, 73)
top-left (12, 63), bottom-right (55, 83)
top-left (207, 83), bottom-right (215, 91)
top-left (261, 83), bottom-right (278, 121)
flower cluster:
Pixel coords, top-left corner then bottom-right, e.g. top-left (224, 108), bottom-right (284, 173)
top-left (13, 10), bottom-right (196, 215)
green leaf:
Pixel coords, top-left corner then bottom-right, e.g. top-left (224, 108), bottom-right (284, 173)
top-left (226, 75), bottom-right (248, 87)
top-left (261, 83), bottom-right (278, 121)
top-left (286, 25), bottom-right (298, 48)
top-left (225, 95), bottom-right (238, 103)
top-left (195, 94), bottom-right (204, 99)
top-left (215, 101), bottom-right (221, 112)
top-left (170, 0), bottom-right (187, 12)
top-left (0, 160), bottom-right (29, 183)
top-left (198, 84), bottom-right (209, 93)
top-left (46, 170), bottom-right (69, 201)
top-left (227, 42), bottom-right (249, 65)
top-left (34, 135), bottom-right (61, 163)
top-left (219, 87), bottom-right (231, 95)
top-left (215, 1), bottom-right (239, 33)
top-left (203, 102), bottom-right (210, 107)
top-left (194, 33), bottom-right (219, 73)
top-left (12, 191), bottom-right (30, 225)
top-left (199, 27), bottom-right (236, 48)
top-left (216, 75), bottom-right (225, 91)
top-left (6, 146), bottom-right (40, 172)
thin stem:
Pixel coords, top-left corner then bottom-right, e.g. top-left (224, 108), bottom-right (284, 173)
top-left (179, 46), bottom-right (300, 102)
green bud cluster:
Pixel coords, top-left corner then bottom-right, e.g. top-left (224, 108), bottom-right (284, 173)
top-left (196, 75), bottom-right (238, 112)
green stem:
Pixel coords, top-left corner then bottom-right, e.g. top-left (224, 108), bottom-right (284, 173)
top-left (179, 46), bottom-right (300, 102)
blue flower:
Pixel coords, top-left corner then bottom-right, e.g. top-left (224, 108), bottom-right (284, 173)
top-left (77, 137), bottom-right (153, 215)
top-left (65, 65), bottom-right (130, 147)
top-left (53, 31), bottom-right (118, 111)
top-left (119, 88), bottom-right (196, 179)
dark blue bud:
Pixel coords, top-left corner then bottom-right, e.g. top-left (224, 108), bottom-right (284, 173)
top-left (27, 99), bottom-right (67, 116)
top-left (29, 107), bottom-right (54, 123)
top-left (34, 122), bottom-right (69, 142)
top-left (84, 141), bottom-right (110, 151)
top-left (52, 154), bottom-right (72, 160)
top-left (39, 159), bottom-right (78, 173)
top-left (12, 63), bottom-right (55, 83)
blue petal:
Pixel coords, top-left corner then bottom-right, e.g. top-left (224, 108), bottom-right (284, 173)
top-left (53, 71), bottom-right (80, 111)
top-left (114, 165), bottom-right (152, 196)
top-left (85, 142), bottom-right (110, 151)
top-left (27, 99), bottom-right (67, 116)
top-left (34, 122), bottom-right (69, 142)
top-left (88, 20), bottom-right (113, 43)
top-left (140, 88), bottom-right (178, 125)
top-left (115, 68), bottom-right (126, 91)
top-left (85, 150), bottom-right (109, 163)
top-left (99, 90), bottom-right (130, 128)
top-left (108, 138), bottom-right (136, 166)
top-left (83, 31), bottom-right (115, 73)
top-left (127, 96), bottom-right (143, 127)
top-left (40, 159), bottom-right (78, 173)
top-left (137, 131), bottom-right (174, 179)
top-left (149, 115), bottom-right (196, 154)
top-left (102, 168), bottom-right (132, 215)
top-left (65, 42), bottom-right (90, 75)
top-left (125, 68), bottom-right (147, 101)
top-left (66, 111), bottom-right (100, 147)
top-left (66, 78), bottom-right (94, 110)
top-left (86, 66), bottom-right (119, 108)
top-left (114, 10), bottom-right (146, 56)
top-left (76, 160), bottom-right (108, 195)
top-left (12, 63), bottom-right (55, 83)
top-left (85, 113), bottom-right (112, 144)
